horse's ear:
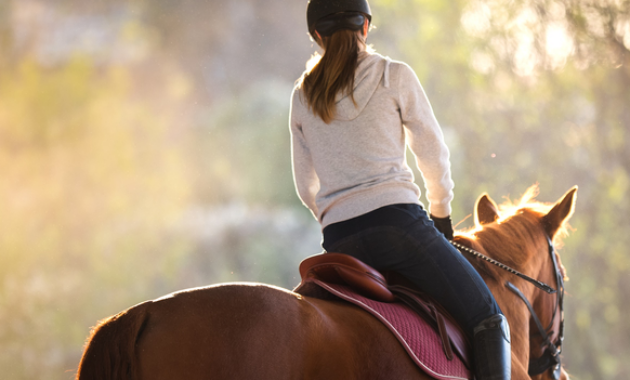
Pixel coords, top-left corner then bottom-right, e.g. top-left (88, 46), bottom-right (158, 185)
top-left (542, 186), bottom-right (578, 238)
top-left (475, 194), bottom-right (500, 225)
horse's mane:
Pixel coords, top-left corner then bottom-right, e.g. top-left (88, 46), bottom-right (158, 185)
top-left (455, 185), bottom-right (569, 280)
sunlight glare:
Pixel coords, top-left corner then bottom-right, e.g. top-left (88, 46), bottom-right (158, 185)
top-left (546, 23), bottom-right (574, 69)
top-left (461, 1), bottom-right (491, 37)
top-left (510, 7), bottom-right (540, 77)
top-left (470, 50), bottom-right (495, 74)
top-left (513, 31), bottom-right (538, 77)
top-left (615, 18), bottom-right (630, 50)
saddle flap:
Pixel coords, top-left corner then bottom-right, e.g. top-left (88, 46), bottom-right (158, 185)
top-left (298, 253), bottom-right (395, 302)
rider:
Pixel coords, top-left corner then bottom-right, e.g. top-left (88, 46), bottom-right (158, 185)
top-left (289, 0), bottom-right (511, 379)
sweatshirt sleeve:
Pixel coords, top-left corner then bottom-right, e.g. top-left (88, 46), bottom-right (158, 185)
top-left (289, 88), bottom-right (320, 219)
top-left (396, 64), bottom-right (454, 218)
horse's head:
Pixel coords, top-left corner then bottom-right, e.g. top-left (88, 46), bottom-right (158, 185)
top-left (455, 186), bottom-right (577, 380)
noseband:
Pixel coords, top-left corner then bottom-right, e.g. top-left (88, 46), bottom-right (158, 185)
top-left (451, 237), bottom-right (565, 380)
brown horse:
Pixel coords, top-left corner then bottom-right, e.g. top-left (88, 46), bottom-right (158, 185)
top-left (76, 186), bottom-right (576, 380)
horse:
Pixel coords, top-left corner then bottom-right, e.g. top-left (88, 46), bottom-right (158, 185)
top-left (76, 186), bottom-right (576, 380)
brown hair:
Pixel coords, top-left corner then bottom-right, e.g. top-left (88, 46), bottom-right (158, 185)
top-left (300, 29), bottom-right (363, 124)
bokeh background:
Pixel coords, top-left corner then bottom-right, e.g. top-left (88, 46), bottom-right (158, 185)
top-left (1, 0), bottom-right (628, 379)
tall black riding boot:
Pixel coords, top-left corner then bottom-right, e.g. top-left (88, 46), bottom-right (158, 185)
top-left (473, 314), bottom-right (511, 380)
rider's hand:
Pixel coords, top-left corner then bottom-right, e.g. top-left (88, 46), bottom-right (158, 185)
top-left (431, 215), bottom-right (454, 240)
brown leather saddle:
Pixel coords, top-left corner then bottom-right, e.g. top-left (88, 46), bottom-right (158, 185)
top-left (295, 253), bottom-right (471, 366)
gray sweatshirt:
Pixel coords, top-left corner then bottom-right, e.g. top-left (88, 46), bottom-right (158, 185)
top-left (290, 51), bottom-right (454, 228)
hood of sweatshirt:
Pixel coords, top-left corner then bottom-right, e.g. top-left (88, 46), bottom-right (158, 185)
top-left (334, 52), bottom-right (390, 121)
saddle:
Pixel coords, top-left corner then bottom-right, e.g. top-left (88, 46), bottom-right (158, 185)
top-left (295, 253), bottom-right (472, 379)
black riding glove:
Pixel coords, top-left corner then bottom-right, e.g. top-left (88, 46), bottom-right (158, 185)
top-left (431, 215), bottom-right (454, 241)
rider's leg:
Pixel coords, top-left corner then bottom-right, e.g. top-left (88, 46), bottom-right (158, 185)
top-left (323, 204), bottom-right (511, 380)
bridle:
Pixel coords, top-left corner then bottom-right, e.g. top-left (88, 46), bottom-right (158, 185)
top-left (450, 236), bottom-right (565, 380)
top-left (451, 237), bottom-right (564, 379)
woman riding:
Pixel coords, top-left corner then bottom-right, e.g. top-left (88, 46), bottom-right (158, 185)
top-left (289, 1), bottom-right (511, 379)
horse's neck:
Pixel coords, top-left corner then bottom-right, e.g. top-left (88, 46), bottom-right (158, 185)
top-left (473, 234), bottom-right (550, 378)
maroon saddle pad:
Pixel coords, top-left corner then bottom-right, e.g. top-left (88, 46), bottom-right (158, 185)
top-left (295, 253), bottom-right (472, 380)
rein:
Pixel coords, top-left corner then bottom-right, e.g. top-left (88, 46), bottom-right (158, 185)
top-left (450, 237), bottom-right (565, 380)
top-left (449, 240), bottom-right (556, 294)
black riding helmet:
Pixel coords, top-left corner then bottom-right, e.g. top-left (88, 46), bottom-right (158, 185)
top-left (306, 0), bottom-right (372, 39)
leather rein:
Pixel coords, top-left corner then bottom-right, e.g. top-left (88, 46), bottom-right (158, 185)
top-left (450, 237), bottom-right (565, 380)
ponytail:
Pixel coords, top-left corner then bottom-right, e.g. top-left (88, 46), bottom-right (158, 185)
top-left (300, 30), bottom-right (362, 124)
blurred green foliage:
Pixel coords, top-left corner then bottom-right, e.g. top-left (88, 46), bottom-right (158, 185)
top-left (368, 1), bottom-right (630, 378)
top-left (0, 0), bottom-right (628, 379)
top-left (0, 56), bottom-right (194, 378)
